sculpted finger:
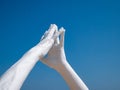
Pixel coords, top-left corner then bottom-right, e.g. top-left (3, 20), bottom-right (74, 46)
top-left (54, 29), bottom-right (60, 45)
top-left (47, 24), bottom-right (58, 39)
top-left (53, 29), bottom-right (63, 40)
top-left (40, 30), bottom-right (48, 40)
top-left (59, 27), bottom-right (65, 47)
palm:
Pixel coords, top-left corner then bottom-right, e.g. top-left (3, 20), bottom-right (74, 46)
top-left (41, 28), bottom-right (66, 70)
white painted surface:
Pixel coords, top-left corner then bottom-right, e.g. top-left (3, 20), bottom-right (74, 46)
top-left (0, 24), bottom-right (88, 90)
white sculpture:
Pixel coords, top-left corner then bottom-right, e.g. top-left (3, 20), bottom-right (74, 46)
top-left (0, 24), bottom-right (89, 90)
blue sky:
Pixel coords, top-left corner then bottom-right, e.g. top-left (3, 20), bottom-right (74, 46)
top-left (0, 0), bottom-right (120, 90)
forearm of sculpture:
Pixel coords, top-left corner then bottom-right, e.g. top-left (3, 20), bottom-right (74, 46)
top-left (0, 39), bottom-right (54, 90)
top-left (56, 60), bottom-right (89, 90)
top-left (0, 24), bottom-right (59, 90)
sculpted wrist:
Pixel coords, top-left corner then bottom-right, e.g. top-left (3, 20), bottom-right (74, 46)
top-left (55, 60), bottom-right (68, 72)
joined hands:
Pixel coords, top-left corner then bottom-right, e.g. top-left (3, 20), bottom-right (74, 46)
top-left (0, 24), bottom-right (88, 90)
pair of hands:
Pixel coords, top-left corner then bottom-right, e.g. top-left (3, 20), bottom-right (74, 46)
top-left (39, 24), bottom-right (67, 70)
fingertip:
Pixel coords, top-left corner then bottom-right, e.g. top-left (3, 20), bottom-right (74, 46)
top-left (49, 24), bottom-right (53, 29)
top-left (52, 24), bottom-right (57, 27)
top-left (60, 27), bottom-right (65, 31)
top-left (50, 24), bottom-right (57, 29)
top-left (59, 27), bottom-right (65, 34)
top-left (47, 24), bottom-right (58, 39)
top-left (49, 24), bottom-right (57, 31)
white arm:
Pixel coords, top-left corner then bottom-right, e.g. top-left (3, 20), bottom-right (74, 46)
top-left (0, 47), bottom-right (39, 90)
top-left (41, 27), bottom-right (89, 90)
top-left (57, 61), bottom-right (88, 90)
top-left (0, 24), bottom-right (60, 90)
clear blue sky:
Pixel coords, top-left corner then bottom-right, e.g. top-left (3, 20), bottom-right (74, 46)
top-left (0, 0), bottom-right (120, 90)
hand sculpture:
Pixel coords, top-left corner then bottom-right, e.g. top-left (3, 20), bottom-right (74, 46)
top-left (0, 24), bottom-right (62, 90)
top-left (0, 24), bottom-right (89, 90)
top-left (41, 27), bottom-right (89, 90)
top-left (26, 24), bottom-right (61, 59)
top-left (41, 27), bottom-right (66, 70)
